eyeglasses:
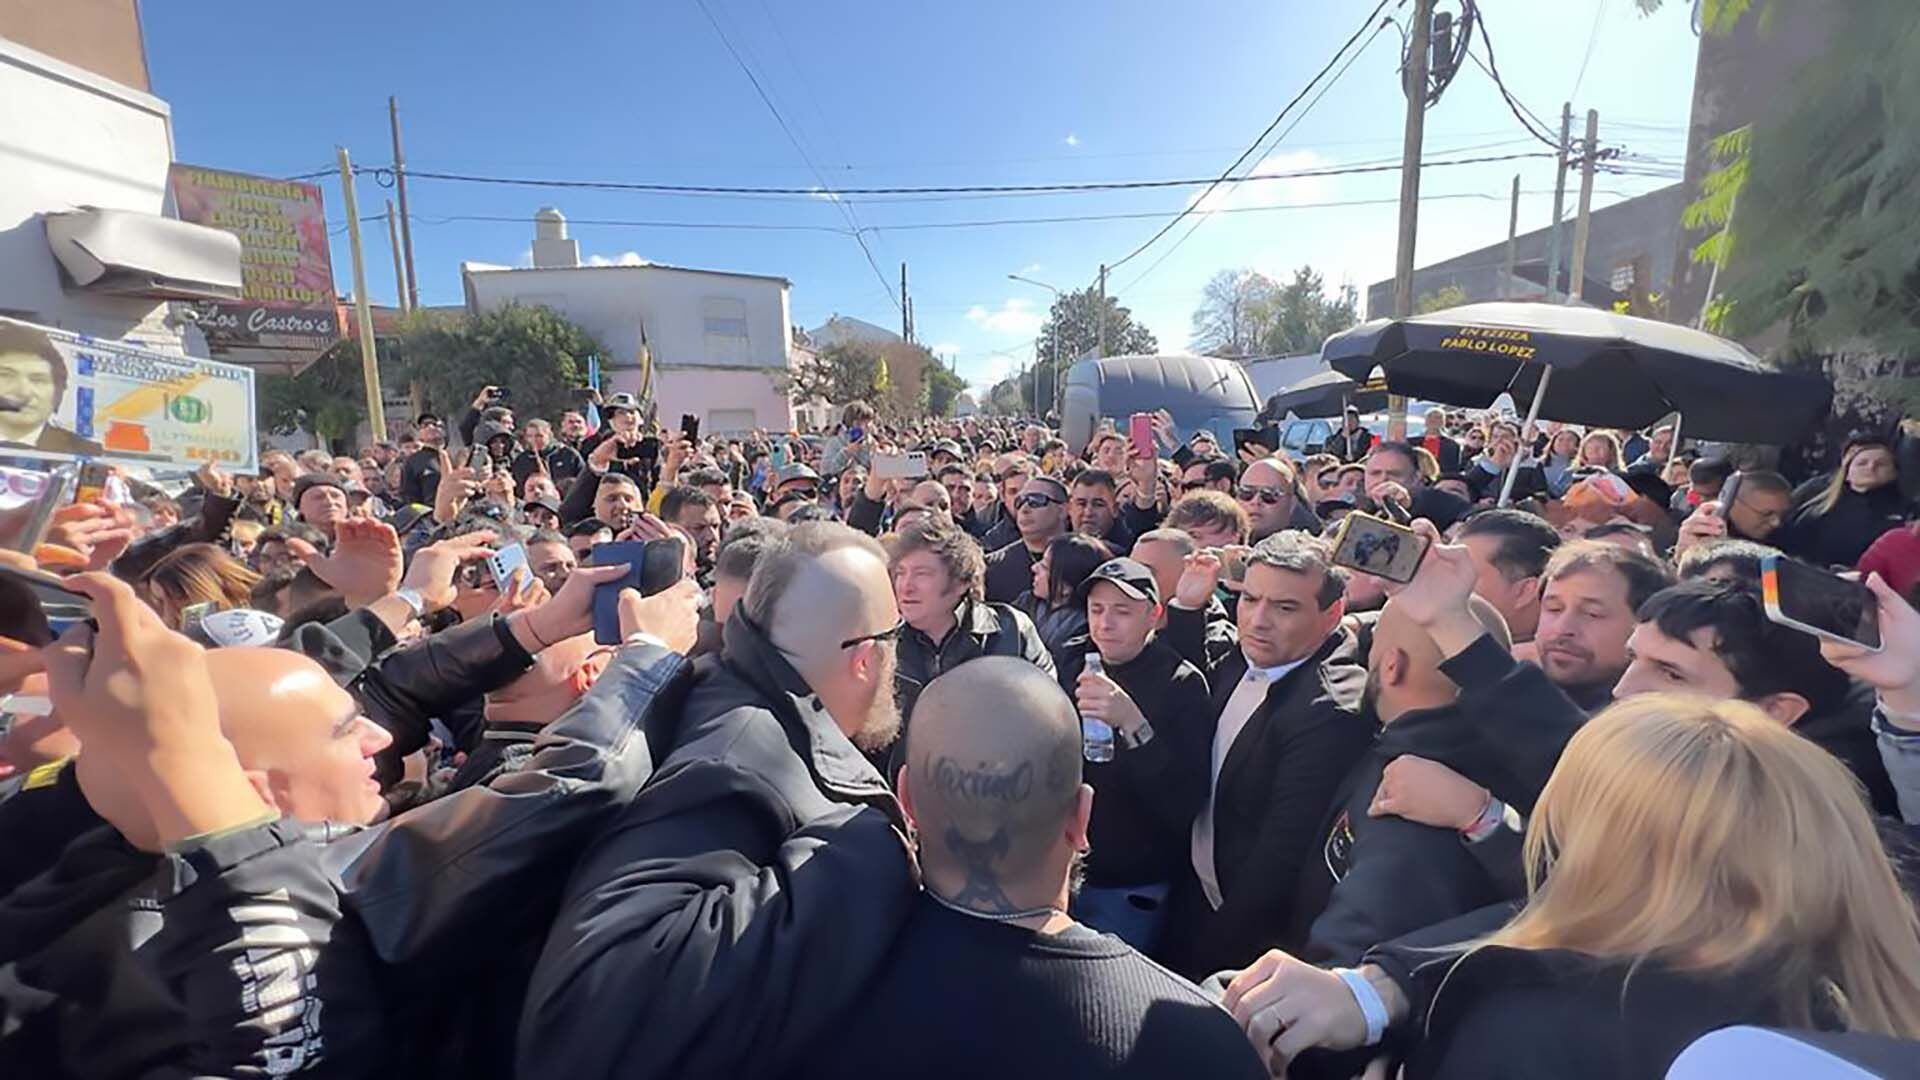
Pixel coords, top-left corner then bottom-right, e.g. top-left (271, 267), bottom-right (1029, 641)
top-left (1015, 492), bottom-right (1063, 509)
top-left (840, 618), bottom-right (906, 650)
top-left (1236, 485), bottom-right (1288, 506)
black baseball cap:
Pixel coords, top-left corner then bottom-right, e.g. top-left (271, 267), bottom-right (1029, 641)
top-left (1076, 557), bottom-right (1161, 606)
top-left (291, 475), bottom-right (345, 512)
top-left (415, 412), bottom-right (443, 426)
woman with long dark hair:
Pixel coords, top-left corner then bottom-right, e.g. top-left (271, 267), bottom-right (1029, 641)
top-left (1019, 533), bottom-right (1113, 673)
top-left (1778, 436), bottom-right (1913, 567)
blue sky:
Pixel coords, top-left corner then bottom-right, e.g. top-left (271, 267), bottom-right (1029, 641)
top-left (145, 0), bottom-right (1700, 398)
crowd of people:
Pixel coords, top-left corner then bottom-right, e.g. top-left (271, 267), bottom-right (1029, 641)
top-left (3, 384), bottom-right (1920, 1079)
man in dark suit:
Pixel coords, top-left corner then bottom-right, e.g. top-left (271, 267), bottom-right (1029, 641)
top-left (1325, 406), bottom-right (1375, 463)
top-left (1362, 441), bottom-right (1472, 533)
top-left (1160, 530), bottom-right (1373, 980)
top-left (0, 322), bottom-right (105, 457)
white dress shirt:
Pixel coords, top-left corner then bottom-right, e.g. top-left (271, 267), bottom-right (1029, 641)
top-left (1191, 654), bottom-right (1307, 909)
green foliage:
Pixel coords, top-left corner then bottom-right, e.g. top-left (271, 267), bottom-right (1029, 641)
top-left (1633, 0), bottom-right (1768, 33)
top-left (1712, 0), bottom-right (1920, 373)
top-left (396, 304), bottom-right (603, 425)
top-left (922, 361), bottom-right (967, 418)
top-left (1415, 284), bottom-right (1470, 316)
top-left (257, 339), bottom-right (377, 449)
top-left (1263, 267), bottom-right (1359, 354)
top-left (1682, 126), bottom-right (1750, 268)
top-left (786, 339), bottom-right (891, 410)
top-left (1037, 286), bottom-right (1159, 367)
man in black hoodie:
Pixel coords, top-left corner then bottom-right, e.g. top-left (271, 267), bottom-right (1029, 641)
top-left (1062, 558), bottom-right (1213, 953)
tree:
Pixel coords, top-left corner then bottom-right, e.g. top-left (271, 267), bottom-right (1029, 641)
top-left (785, 339), bottom-right (890, 410)
top-left (1261, 266), bottom-right (1359, 355)
top-left (1640, 0), bottom-right (1919, 412)
top-left (1021, 286), bottom-right (1159, 417)
top-left (258, 338), bottom-right (382, 451)
top-left (1191, 269), bottom-right (1279, 358)
top-left (1415, 284), bottom-right (1470, 314)
top-left (921, 361), bottom-right (967, 418)
top-left (396, 304), bottom-right (604, 425)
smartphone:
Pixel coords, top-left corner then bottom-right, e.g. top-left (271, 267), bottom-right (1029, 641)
top-left (75, 462), bottom-right (112, 504)
top-left (1715, 471), bottom-right (1743, 514)
top-left (1129, 413), bottom-right (1156, 459)
top-left (491, 385), bottom-right (511, 403)
top-left (680, 413), bottom-right (701, 443)
top-left (1208, 546), bottom-right (1251, 584)
top-left (0, 563), bottom-right (93, 636)
top-left (488, 542), bottom-right (529, 593)
top-left (1233, 426), bottom-right (1281, 458)
top-left (1330, 511), bottom-right (1431, 584)
top-left (590, 537), bottom-right (689, 645)
top-left (871, 451), bottom-right (929, 481)
top-left (465, 445), bottom-right (492, 472)
top-left (1761, 555), bottom-right (1880, 651)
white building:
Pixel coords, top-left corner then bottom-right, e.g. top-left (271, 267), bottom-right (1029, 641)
top-left (462, 209), bottom-right (796, 435)
top-left (0, 5), bottom-right (237, 354)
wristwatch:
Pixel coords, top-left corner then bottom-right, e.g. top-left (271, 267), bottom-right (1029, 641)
top-left (1118, 719), bottom-right (1155, 750)
top-left (393, 586), bottom-right (428, 619)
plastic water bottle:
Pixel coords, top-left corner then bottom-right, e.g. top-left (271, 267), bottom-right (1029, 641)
top-left (1081, 653), bottom-right (1115, 762)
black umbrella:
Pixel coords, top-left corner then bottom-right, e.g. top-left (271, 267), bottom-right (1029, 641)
top-left (1321, 301), bottom-right (1831, 445)
top-left (1260, 368), bottom-right (1390, 420)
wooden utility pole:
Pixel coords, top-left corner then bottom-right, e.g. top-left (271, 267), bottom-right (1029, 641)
top-left (1095, 264), bottom-right (1108, 357)
top-left (337, 147), bottom-right (386, 436)
top-left (1567, 109), bottom-right (1600, 305)
top-left (900, 262), bottom-right (912, 342)
top-left (1387, 0), bottom-right (1434, 441)
top-left (1500, 175), bottom-right (1520, 300)
top-left (385, 199), bottom-right (408, 313)
top-left (388, 96), bottom-right (420, 311)
top-left (1543, 104), bottom-right (1573, 299)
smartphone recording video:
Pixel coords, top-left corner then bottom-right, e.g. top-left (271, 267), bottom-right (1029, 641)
top-left (1761, 555), bottom-right (1880, 652)
top-left (1330, 511), bottom-right (1430, 585)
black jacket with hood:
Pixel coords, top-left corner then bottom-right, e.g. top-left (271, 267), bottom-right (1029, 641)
top-left (0, 641), bottom-right (691, 1080)
top-left (516, 610), bottom-right (917, 1080)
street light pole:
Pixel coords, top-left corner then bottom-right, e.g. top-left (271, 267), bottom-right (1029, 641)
top-left (1008, 273), bottom-right (1064, 417)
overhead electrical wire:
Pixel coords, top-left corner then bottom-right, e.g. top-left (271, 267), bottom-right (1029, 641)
top-left (1116, 12), bottom-right (1394, 293)
top-left (688, 0), bottom-right (900, 312)
top-left (1099, 0), bottom-right (1400, 277)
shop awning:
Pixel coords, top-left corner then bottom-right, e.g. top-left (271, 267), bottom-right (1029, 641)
top-left (43, 207), bottom-right (243, 301)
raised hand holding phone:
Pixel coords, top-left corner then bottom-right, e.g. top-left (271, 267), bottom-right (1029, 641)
top-left (1815, 574), bottom-right (1920, 722)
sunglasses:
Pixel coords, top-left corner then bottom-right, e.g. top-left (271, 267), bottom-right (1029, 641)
top-left (1236, 485), bottom-right (1288, 506)
top-left (840, 618), bottom-right (906, 650)
top-left (1180, 479), bottom-right (1212, 492)
top-left (1015, 493), bottom-right (1063, 510)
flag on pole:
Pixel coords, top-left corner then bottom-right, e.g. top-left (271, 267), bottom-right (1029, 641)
top-left (636, 323), bottom-right (655, 410)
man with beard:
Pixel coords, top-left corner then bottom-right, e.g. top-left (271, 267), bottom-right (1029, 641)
top-left (1532, 540), bottom-right (1672, 712)
top-left (520, 523), bottom-right (918, 1080)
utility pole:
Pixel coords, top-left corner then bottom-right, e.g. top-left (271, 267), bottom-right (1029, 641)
top-left (1387, 0), bottom-right (1435, 442)
top-left (337, 147), bottom-right (386, 437)
top-left (1500, 175), bottom-right (1520, 300)
top-left (385, 199), bottom-right (408, 313)
top-left (1095, 264), bottom-right (1108, 358)
top-left (1568, 109), bottom-right (1600, 305)
top-left (1543, 103), bottom-right (1573, 299)
top-left (900, 262), bottom-right (912, 342)
top-left (388, 96), bottom-right (420, 311)
top-left (1501, 108), bottom-right (1598, 508)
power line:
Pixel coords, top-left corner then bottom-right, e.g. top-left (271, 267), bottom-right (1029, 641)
top-left (400, 188), bottom-right (1623, 238)
top-left (1103, 0), bottom-right (1399, 275)
top-left (383, 150), bottom-right (1554, 199)
top-left (1117, 14), bottom-right (1393, 293)
top-left (688, 0), bottom-right (899, 312)
top-left (1568, 0), bottom-right (1608, 101)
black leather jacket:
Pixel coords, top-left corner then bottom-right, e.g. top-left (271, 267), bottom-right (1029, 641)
top-left (517, 611), bottom-right (916, 1080)
top-left (0, 642), bottom-right (691, 1080)
top-left (894, 598), bottom-right (1053, 726)
top-left (110, 490), bottom-right (241, 582)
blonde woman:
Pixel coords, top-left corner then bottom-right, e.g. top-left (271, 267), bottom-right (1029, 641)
top-left (1778, 435), bottom-right (1913, 568)
top-left (1222, 693), bottom-right (1920, 1078)
top-left (1577, 429), bottom-right (1624, 472)
top-left (143, 541), bottom-right (261, 629)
